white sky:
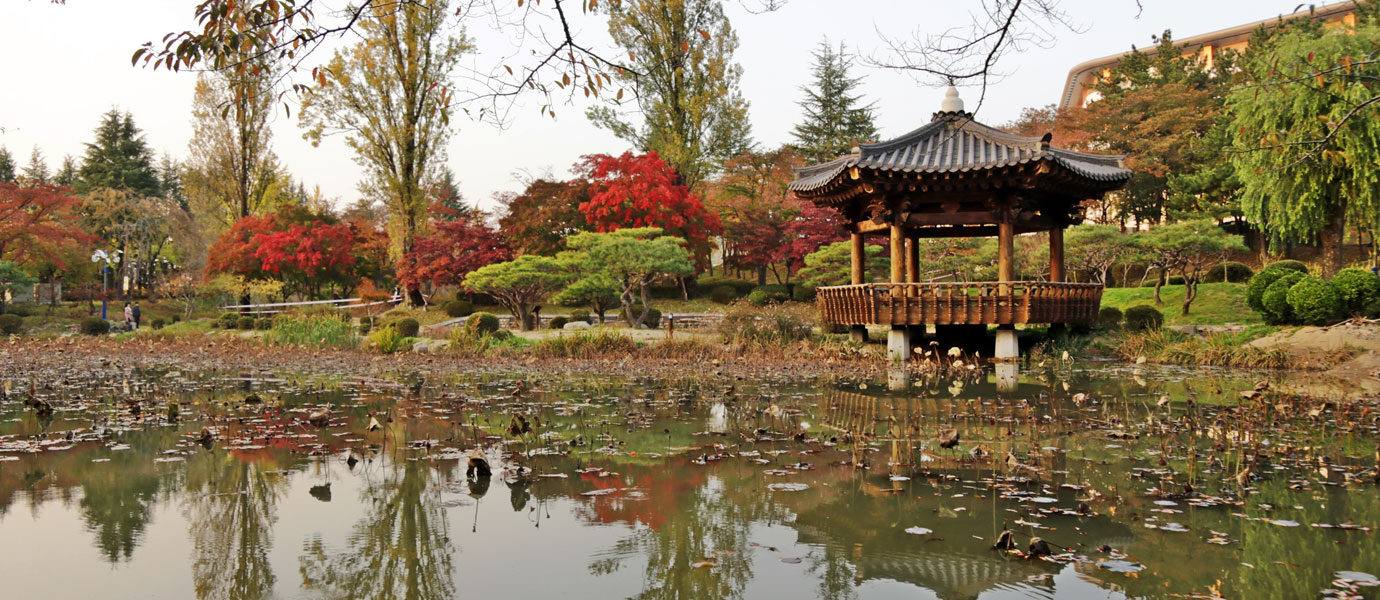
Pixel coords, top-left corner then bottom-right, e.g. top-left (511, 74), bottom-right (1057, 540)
top-left (0, 0), bottom-right (1331, 213)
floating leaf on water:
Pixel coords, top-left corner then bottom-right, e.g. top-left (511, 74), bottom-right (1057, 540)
top-left (581, 488), bottom-right (620, 496)
top-left (691, 559), bottom-right (716, 568)
top-left (904, 527), bottom-right (933, 535)
top-left (780, 557), bottom-right (802, 564)
top-left (1269, 519), bottom-right (1300, 527)
top-left (1335, 571), bottom-right (1378, 583)
top-left (1159, 522), bottom-right (1189, 532)
top-left (889, 475), bottom-right (910, 481)
top-left (1154, 500), bottom-right (1179, 506)
top-left (1031, 497), bottom-right (1058, 504)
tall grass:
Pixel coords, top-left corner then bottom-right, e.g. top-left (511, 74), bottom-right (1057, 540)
top-left (717, 305), bottom-right (815, 347)
top-left (532, 328), bottom-right (639, 359)
top-left (449, 327), bottom-right (531, 357)
top-left (264, 315), bottom-right (357, 349)
top-left (366, 326), bottom-right (413, 354)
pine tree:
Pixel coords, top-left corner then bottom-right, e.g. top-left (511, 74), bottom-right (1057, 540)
top-left (0, 146), bottom-right (15, 183)
top-left (430, 166), bottom-right (469, 219)
top-left (22, 146), bottom-right (49, 184)
top-left (791, 40), bottom-right (879, 163)
top-left (77, 109), bottom-right (161, 196)
top-left (53, 156), bottom-right (79, 188)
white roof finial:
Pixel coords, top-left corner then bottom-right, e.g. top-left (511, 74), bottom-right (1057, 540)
top-left (940, 85), bottom-right (964, 113)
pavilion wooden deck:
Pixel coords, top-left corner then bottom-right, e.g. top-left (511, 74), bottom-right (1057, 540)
top-left (816, 282), bottom-right (1102, 326)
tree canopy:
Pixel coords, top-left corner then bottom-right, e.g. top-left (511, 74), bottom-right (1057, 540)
top-left (791, 40), bottom-right (878, 163)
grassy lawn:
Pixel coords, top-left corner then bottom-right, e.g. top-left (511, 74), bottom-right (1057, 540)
top-left (1100, 282), bottom-right (1261, 326)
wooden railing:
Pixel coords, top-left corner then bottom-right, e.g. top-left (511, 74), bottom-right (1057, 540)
top-left (816, 282), bottom-right (1102, 325)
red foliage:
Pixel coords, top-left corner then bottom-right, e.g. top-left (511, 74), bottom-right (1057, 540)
top-left (780, 202), bottom-right (845, 274)
top-left (206, 213), bottom-right (280, 279)
top-left (576, 151), bottom-right (722, 258)
top-left (496, 178), bottom-right (590, 255)
top-left (253, 221), bottom-right (357, 279)
top-left (206, 208), bottom-right (375, 296)
top-left (0, 182), bottom-right (97, 267)
top-left (397, 205), bottom-right (511, 291)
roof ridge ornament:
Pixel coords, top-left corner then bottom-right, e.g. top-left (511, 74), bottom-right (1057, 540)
top-left (940, 84), bottom-right (964, 113)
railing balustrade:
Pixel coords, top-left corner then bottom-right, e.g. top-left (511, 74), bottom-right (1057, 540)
top-left (816, 282), bottom-right (1102, 325)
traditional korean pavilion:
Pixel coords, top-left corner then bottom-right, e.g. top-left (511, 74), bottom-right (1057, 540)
top-left (788, 87), bottom-right (1132, 363)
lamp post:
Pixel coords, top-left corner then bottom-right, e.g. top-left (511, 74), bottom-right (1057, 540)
top-left (91, 250), bottom-right (111, 320)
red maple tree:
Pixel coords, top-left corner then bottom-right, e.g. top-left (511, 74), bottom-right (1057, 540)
top-left (206, 207), bottom-right (371, 298)
top-left (397, 205), bottom-right (511, 294)
top-left (576, 151), bottom-right (722, 262)
top-left (0, 182), bottom-right (97, 267)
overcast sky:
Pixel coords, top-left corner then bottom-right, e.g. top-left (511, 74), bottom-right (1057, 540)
top-left (0, 0), bottom-right (1333, 213)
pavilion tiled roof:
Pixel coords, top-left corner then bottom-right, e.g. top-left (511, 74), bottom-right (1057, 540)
top-left (789, 108), bottom-right (1132, 194)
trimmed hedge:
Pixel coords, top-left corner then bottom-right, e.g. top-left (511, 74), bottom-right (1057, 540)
top-left (792, 285), bottom-right (817, 302)
top-left (1201, 261), bottom-right (1255, 283)
top-left (747, 284), bottom-right (790, 306)
top-left (81, 318), bottom-right (110, 335)
top-left (696, 276), bottom-right (755, 298)
top-left (1330, 267), bottom-right (1380, 314)
top-left (569, 309), bottom-right (591, 323)
top-left (395, 317), bottom-right (420, 337)
top-left (1097, 306), bottom-right (1123, 328)
top-left (0, 314), bottom-right (21, 335)
top-left (255, 318), bottom-right (273, 331)
top-left (709, 285), bottom-right (737, 304)
top-left (548, 316), bottom-right (569, 329)
top-left (466, 312), bottom-right (500, 336)
top-left (629, 304), bottom-right (662, 328)
top-left (358, 319), bottom-right (373, 335)
top-left (1247, 267), bottom-right (1292, 312)
top-left (1286, 275), bottom-right (1342, 326)
top-left (237, 316), bottom-right (255, 330)
top-left (1262, 271), bottom-right (1306, 324)
top-left (150, 318), bottom-right (166, 330)
top-left (444, 300), bottom-right (473, 318)
top-left (1124, 305), bottom-right (1164, 331)
top-left (1267, 260), bottom-right (1309, 274)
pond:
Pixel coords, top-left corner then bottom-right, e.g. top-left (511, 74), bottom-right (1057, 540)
top-left (1, 360), bottom-right (1377, 599)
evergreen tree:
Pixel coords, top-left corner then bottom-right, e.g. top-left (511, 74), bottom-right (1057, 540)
top-left (791, 40), bottom-right (878, 163)
top-left (588, 0), bottom-right (753, 193)
top-left (77, 109), bottom-right (161, 196)
top-left (430, 166), bottom-right (469, 219)
top-left (0, 146), bottom-right (14, 183)
top-left (159, 154), bottom-right (187, 211)
top-left (53, 155), bottom-right (79, 188)
top-left (22, 146), bottom-right (50, 184)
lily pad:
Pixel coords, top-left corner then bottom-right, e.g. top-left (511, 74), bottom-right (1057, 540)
top-left (904, 526), bottom-right (933, 535)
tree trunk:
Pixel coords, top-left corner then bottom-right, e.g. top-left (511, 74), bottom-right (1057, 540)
top-left (1320, 204), bottom-right (1346, 278)
top-left (756, 265), bottom-right (767, 287)
top-left (1153, 270), bottom-right (1165, 306)
top-left (1181, 276), bottom-right (1197, 316)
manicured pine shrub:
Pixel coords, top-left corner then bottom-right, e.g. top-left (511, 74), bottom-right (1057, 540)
top-left (1266, 260), bottom-right (1309, 274)
top-left (466, 312), bottom-right (501, 336)
top-left (1329, 267), bottom-right (1380, 315)
top-left (395, 317), bottom-right (421, 337)
top-left (0, 314), bottom-right (21, 335)
top-left (1097, 306), bottom-right (1123, 328)
top-left (444, 300), bottom-right (473, 318)
top-left (1124, 305), bottom-right (1164, 331)
top-left (80, 318), bottom-right (110, 335)
top-left (1261, 271), bottom-right (1306, 324)
top-left (1286, 275), bottom-right (1343, 326)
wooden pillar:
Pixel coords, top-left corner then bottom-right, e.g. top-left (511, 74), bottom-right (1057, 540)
top-left (890, 224), bottom-right (906, 288)
top-left (850, 232), bottom-right (864, 285)
top-left (906, 236), bottom-right (920, 285)
top-left (1049, 227), bottom-right (1065, 283)
top-left (998, 220), bottom-right (1015, 295)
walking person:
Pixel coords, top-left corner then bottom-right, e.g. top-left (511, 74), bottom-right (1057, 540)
top-left (122, 302), bottom-right (133, 330)
top-left (132, 302), bottom-right (142, 330)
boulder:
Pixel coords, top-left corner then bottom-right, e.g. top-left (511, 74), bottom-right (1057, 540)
top-left (563, 320), bottom-right (592, 330)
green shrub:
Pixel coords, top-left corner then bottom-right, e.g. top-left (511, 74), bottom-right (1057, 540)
top-left (4, 304), bottom-right (34, 317)
top-left (1267, 260), bottom-right (1308, 274)
top-left (0, 314), bottom-right (21, 335)
top-left (255, 318), bottom-right (273, 330)
top-left (752, 284), bottom-right (790, 303)
top-left (792, 285), bottom-right (817, 302)
top-left (150, 318), bottom-right (166, 330)
top-left (569, 309), bottom-right (591, 323)
top-left (466, 312), bottom-right (500, 336)
top-left (1262, 271), bottom-right (1306, 324)
top-left (1124, 305), bottom-right (1164, 331)
top-left (443, 300), bottom-right (473, 318)
top-left (534, 328), bottom-right (638, 358)
top-left (368, 326), bottom-right (413, 354)
top-left (1247, 267), bottom-right (1292, 312)
top-left (80, 318), bottom-right (110, 335)
top-left (265, 314), bottom-right (356, 349)
top-left (1097, 306), bottom-right (1123, 328)
top-left (358, 318), bottom-right (373, 335)
top-left (1365, 298), bottom-right (1380, 319)
top-left (1329, 267), bottom-right (1380, 314)
top-left (627, 305), bottom-right (662, 328)
top-left (1286, 275), bottom-right (1342, 326)
top-left (236, 316), bottom-right (255, 330)
top-left (1167, 275), bottom-right (1186, 286)
top-left (548, 316), bottom-right (569, 329)
top-left (709, 285), bottom-right (737, 304)
top-left (171, 314), bottom-right (182, 323)
top-left (449, 326), bottom-right (526, 356)
top-left (648, 283), bottom-right (682, 299)
top-left (219, 312), bottom-right (239, 323)
top-left (395, 317), bottom-right (420, 337)
top-left (1201, 261), bottom-right (1255, 283)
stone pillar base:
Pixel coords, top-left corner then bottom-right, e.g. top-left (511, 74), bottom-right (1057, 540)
top-left (849, 325), bottom-right (869, 344)
top-left (887, 326), bottom-right (911, 362)
top-left (995, 325), bottom-right (1019, 392)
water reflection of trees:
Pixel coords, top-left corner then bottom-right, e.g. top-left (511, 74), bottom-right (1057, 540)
top-left (182, 450), bottom-right (288, 600)
top-left (78, 432), bottom-right (181, 563)
top-left (299, 458), bottom-right (456, 600)
top-left (585, 461), bottom-right (791, 600)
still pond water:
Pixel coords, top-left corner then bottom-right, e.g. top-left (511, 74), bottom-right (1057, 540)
top-left (1, 361), bottom-right (1377, 599)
